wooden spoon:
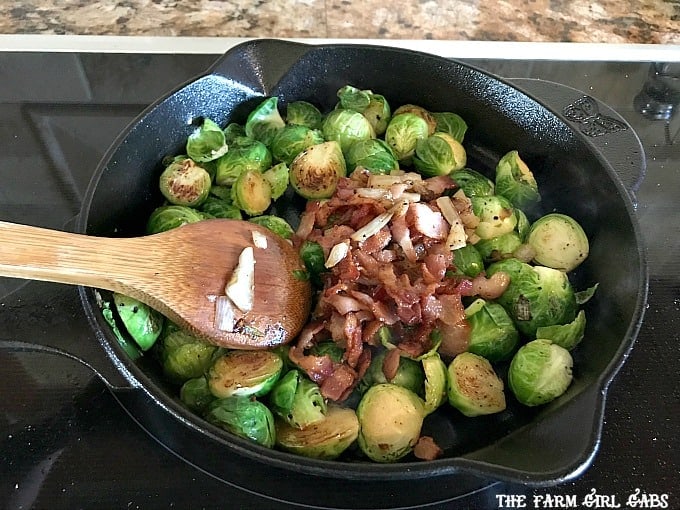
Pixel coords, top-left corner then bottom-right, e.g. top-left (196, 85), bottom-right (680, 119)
top-left (0, 219), bottom-right (311, 349)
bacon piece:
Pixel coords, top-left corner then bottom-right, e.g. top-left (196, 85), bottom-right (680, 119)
top-left (437, 320), bottom-right (471, 359)
top-left (382, 348), bottom-right (402, 381)
top-left (343, 312), bottom-right (364, 368)
top-left (391, 213), bottom-right (417, 262)
top-left (407, 203), bottom-right (448, 240)
top-left (459, 272), bottom-right (511, 300)
top-left (424, 175), bottom-right (457, 195)
top-left (288, 346), bottom-right (335, 383)
top-left (414, 436), bottom-right (444, 461)
top-left (320, 363), bottom-right (356, 401)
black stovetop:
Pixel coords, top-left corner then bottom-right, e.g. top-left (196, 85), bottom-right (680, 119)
top-left (0, 51), bottom-right (678, 510)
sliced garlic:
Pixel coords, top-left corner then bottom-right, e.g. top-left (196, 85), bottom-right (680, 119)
top-left (325, 239), bottom-right (350, 268)
top-left (225, 246), bottom-right (255, 312)
top-left (251, 230), bottom-right (268, 249)
top-left (436, 196), bottom-right (468, 251)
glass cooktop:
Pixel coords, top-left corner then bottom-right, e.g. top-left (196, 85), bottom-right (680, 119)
top-left (0, 51), bottom-right (678, 510)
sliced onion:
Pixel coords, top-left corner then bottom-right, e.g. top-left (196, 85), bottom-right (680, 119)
top-left (225, 246), bottom-right (255, 312)
top-left (435, 196), bottom-right (467, 250)
top-left (350, 210), bottom-right (395, 242)
top-left (251, 230), bottom-right (268, 249)
top-left (325, 240), bottom-right (350, 268)
top-left (214, 295), bottom-right (237, 332)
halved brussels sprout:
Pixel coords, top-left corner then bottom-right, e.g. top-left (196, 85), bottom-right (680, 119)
top-left (199, 196), bottom-right (242, 220)
top-left (413, 132), bottom-right (466, 177)
top-left (345, 138), bottom-right (398, 175)
top-left (432, 111), bottom-right (468, 143)
top-left (486, 258), bottom-right (578, 337)
top-left (451, 168), bottom-right (495, 197)
top-left (508, 339), bottom-right (573, 406)
top-left (289, 140), bottom-right (347, 199)
top-left (215, 136), bottom-right (272, 186)
top-left (495, 150), bottom-right (541, 209)
top-left (452, 244), bottom-right (485, 277)
top-left (275, 405), bottom-right (359, 460)
top-left (337, 85), bottom-right (392, 135)
top-left (231, 168), bottom-right (272, 216)
top-left (159, 158), bottom-right (211, 207)
top-left (160, 329), bottom-right (218, 384)
top-left (249, 215), bottom-right (295, 239)
top-left (299, 240), bottom-right (328, 288)
top-left (285, 101), bottom-right (323, 130)
top-left (361, 350), bottom-right (425, 397)
top-left (474, 231), bottom-right (523, 263)
top-left (356, 383), bottom-right (425, 463)
top-left (470, 195), bottom-right (518, 240)
top-left (204, 396), bottom-right (276, 448)
top-left (321, 108), bottom-right (375, 153)
top-left (271, 125), bottom-right (325, 165)
top-left (526, 213), bottom-right (590, 272)
top-left (392, 104), bottom-right (437, 134)
top-left (262, 162), bottom-right (289, 200)
top-left (536, 310), bottom-right (586, 350)
top-left (421, 353), bottom-right (448, 414)
top-left (208, 350), bottom-right (283, 398)
top-left (99, 296), bottom-right (141, 360)
top-left (336, 85), bottom-right (372, 112)
top-left (245, 96), bottom-right (286, 146)
top-left (465, 299), bottom-right (519, 362)
top-left (384, 113), bottom-right (430, 162)
top-left (112, 292), bottom-right (164, 351)
top-left (186, 118), bottom-right (229, 163)
top-left (447, 351), bottom-right (506, 417)
top-left (222, 122), bottom-right (246, 145)
top-left (268, 369), bottom-right (327, 429)
top-left (146, 205), bottom-right (206, 234)
top-left (180, 376), bottom-right (215, 413)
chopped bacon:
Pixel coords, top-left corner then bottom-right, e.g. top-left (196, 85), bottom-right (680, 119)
top-left (424, 175), bottom-right (457, 195)
top-left (459, 272), bottom-right (511, 300)
top-left (437, 320), bottom-right (471, 359)
top-left (414, 436), bottom-right (444, 461)
top-left (382, 348), bottom-right (402, 381)
top-left (288, 346), bottom-right (334, 383)
top-left (342, 312), bottom-right (364, 368)
top-left (320, 363), bottom-right (356, 401)
top-left (406, 202), bottom-right (448, 240)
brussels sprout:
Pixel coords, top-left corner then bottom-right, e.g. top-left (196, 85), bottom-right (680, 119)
top-left (526, 213), bottom-right (590, 272)
top-left (464, 299), bottom-right (519, 362)
top-left (452, 244), bottom-right (485, 277)
top-left (447, 352), bottom-right (506, 417)
top-left (309, 340), bottom-right (344, 362)
top-left (576, 283), bottom-right (599, 305)
top-left (384, 113), bottom-right (430, 162)
top-left (99, 296), bottom-right (141, 360)
top-left (208, 350), bottom-right (283, 398)
top-left (470, 195), bottom-right (518, 240)
top-left (160, 329), bottom-right (218, 384)
top-left (536, 310), bottom-right (586, 351)
top-left (271, 125), bottom-right (325, 165)
top-left (204, 396), bottom-right (276, 448)
top-left (487, 258), bottom-right (578, 337)
top-left (421, 353), bottom-right (448, 414)
top-left (299, 240), bottom-right (328, 287)
top-left (474, 231), bottom-right (523, 262)
top-left (112, 292), bottom-right (164, 351)
top-left (199, 196), bottom-right (242, 219)
top-left (345, 138), bottom-right (398, 175)
top-left (514, 207), bottom-right (531, 241)
top-left (222, 122), bottom-right (246, 145)
top-left (289, 141), bottom-right (346, 199)
top-left (321, 109), bottom-right (375, 153)
top-left (392, 104), bottom-right (437, 134)
top-left (508, 339), bottom-right (573, 406)
top-left (495, 150), bottom-right (541, 209)
top-left (215, 136), bottom-right (272, 186)
top-left (180, 376), bottom-right (215, 413)
top-left (286, 101), bottom-right (323, 130)
top-left (146, 205), bottom-right (207, 234)
top-left (413, 132), bottom-right (467, 177)
top-left (249, 215), bottom-right (295, 239)
top-left (432, 111), bottom-right (468, 143)
top-left (275, 405), bottom-right (359, 460)
top-left (231, 168), bottom-right (272, 216)
top-left (451, 168), bottom-right (495, 197)
top-left (356, 384), bottom-right (425, 463)
top-left (269, 369), bottom-right (327, 428)
top-left (336, 85), bottom-right (372, 112)
top-left (159, 158), bottom-right (211, 207)
top-left (186, 118), bottom-right (229, 163)
top-left (245, 96), bottom-right (286, 146)
top-left (337, 86), bottom-right (391, 135)
top-left (362, 350), bottom-right (425, 396)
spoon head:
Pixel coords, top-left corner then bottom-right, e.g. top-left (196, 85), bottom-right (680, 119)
top-left (144, 219), bottom-right (311, 349)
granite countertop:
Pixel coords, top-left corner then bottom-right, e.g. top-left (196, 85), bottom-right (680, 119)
top-left (1, 0), bottom-right (678, 44)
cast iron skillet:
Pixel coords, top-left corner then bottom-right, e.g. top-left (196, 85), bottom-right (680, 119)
top-left (23, 40), bottom-right (653, 508)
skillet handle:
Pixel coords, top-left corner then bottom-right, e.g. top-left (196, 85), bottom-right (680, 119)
top-left (508, 78), bottom-right (645, 206)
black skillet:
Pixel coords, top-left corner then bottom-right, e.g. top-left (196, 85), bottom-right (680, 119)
top-left (3, 40), bottom-right (648, 509)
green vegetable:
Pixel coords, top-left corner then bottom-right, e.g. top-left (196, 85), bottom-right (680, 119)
top-left (321, 109), bottom-right (375, 153)
top-left (160, 329), bottom-right (218, 384)
top-left (447, 352), bottom-right (506, 417)
top-left (487, 258), bottom-right (578, 337)
top-left (527, 213), bottom-right (590, 272)
top-left (275, 405), bottom-right (359, 460)
top-left (215, 136), bottom-right (272, 186)
top-left (186, 118), bottom-right (228, 162)
top-left (180, 376), bottom-right (215, 413)
top-left (421, 353), bottom-right (448, 414)
top-left (344, 138), bottom-right (398, 175)
top-left (470, 195), bottom-right (518, 240)
top-left (336, 85), bottom-right (391, 135)
top-left (452, 244), bottom-right (485, 277)
top-left (146, 205), bottom-right (206, 234)
top-left (361, 350), bottom-right (425, 396)
top-left (299, 240), bottom-right (327, 287)
top-left (199, 196), bottom-right (242, 220)
top-left (508, 339), bottom-right (573, 406)
top-left (271, 124), bottom-right (324, 165)
top-left (112, 292), bottom-right (164, 351)
top-left (451, 168), bottom-right (495, 197)
top-left (474, 231), bottom-right (523, 263)
top-left (249, 215), bottom-right (295, 239)
top-left (285, 101), bottom-right (323, 129)
top-left (245, 96), bottom-right (286, 146)
top-left (208, 350), bottom-right (283, 398)
top-left (465, 299), bottom-right (519, 362)
top-left (413, 132), bottom-right (466, 177)
top-left (384, 112), bottom-right (430, 162)
top-left (269, 369), bottom-right (327, 428)
top-left (231, 168), bottom-right (272, 216)
top-left (356, 383), bottom-right (425, 463)
top-left (204, 396), bottom-right (276, 448)
top-left (159, 158), bottom-right (211, 207)
top-left (222, 122), bottom-right (246, 145)
top-left (262, 162), bottom-right (290, 200)
top-left (495, 150), bottom-right (541, 209)
top-left (309, 341), bottom-right (344, 362)
top-left (99, 296), bottom-right (141, 360)
top-left (536, 310), bottom-right (586, 351)
top-left (289, 140), bottom-right (346, 199)
top-left (392, 104), bottom-right (436, 134)
top-left (432, 111), bottom-right (468, 143)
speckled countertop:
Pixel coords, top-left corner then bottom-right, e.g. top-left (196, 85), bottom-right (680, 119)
top-left (0, 0), bottom-right (678, 44)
